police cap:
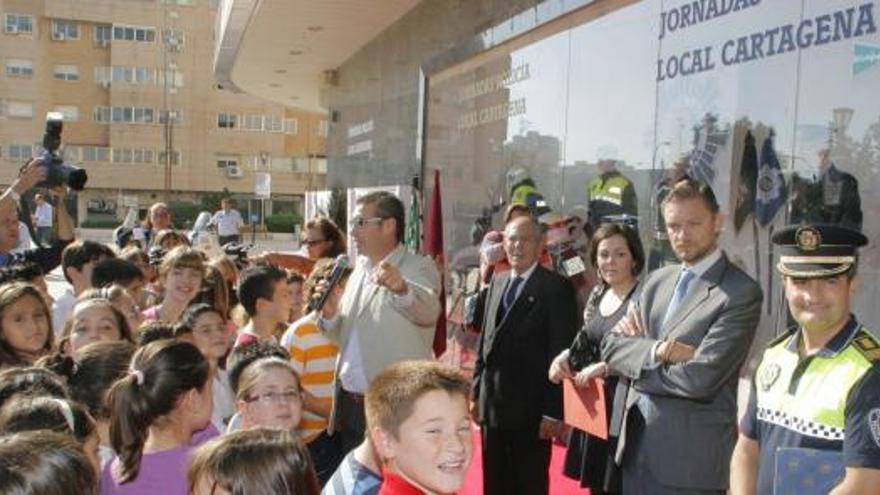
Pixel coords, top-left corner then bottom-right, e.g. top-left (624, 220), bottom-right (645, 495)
top-left (772, 224), bottom-right (868, 278)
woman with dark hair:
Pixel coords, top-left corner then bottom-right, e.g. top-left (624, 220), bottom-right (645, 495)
top-left (101, 339), bottom-right (216, 493)
top-left (0, 431), bottom-right (99, 495)
top-left (0, 282), bottom-right (53, 369)
top-left (549, 222), bottom-right (645, 495)
top-left (188, 428), bottom-right (320, 495)
top-left (302, 216), bottom-right (346, 260)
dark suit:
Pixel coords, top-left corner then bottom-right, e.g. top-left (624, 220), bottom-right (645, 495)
top-left (473, 265), bottom-right (578, 495)
top-left (601, 252), bottom-right (761, 493)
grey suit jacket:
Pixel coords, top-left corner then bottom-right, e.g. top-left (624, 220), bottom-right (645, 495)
top-left (322, 244), bottom-right (441, 430)
top-left (601, 252), bottom-right (761, 490)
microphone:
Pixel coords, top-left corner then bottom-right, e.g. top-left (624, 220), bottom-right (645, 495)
top-left (309, 254), bottom-right (349, 312)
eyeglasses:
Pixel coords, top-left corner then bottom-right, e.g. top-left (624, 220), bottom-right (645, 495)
top-left (350, 216), bottom-right (386, 229)
top-left (302, 238), bottom-right (327, 246)
top-left (245, 390), bottom-right (302, 405)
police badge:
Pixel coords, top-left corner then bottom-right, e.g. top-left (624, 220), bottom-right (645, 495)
top-left (760, 363), bottom-right (781, 391)
top-left (795, 226), bottom-right (821, 252)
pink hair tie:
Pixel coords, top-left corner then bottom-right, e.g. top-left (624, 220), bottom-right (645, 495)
top-left (129, 368), bottom-right (145, 386)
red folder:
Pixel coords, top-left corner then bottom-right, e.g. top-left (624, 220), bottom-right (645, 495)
top-left (563, 378), bottom-right (608, 440)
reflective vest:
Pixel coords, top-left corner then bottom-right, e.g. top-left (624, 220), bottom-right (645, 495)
top-left (510, 183), bottom-right (541, 208)
top-left (588, 174), bottom-right (631, 208)
top-left (754, 328), bottom-right (879, 441)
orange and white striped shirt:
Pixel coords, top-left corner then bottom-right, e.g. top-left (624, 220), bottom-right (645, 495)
top-left (280, 313), bottom-right (339, 443)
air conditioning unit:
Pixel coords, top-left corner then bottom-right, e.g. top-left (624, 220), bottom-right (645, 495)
top-left (51, 32), bottom-right (66, 41)
top-left (167, 39), bottom-right (180, 52)
top-left (100, 80), bottom-right (111, 89)
top-left (96, 39), bottom-right (109, 48)
top-left (5, 26), bottom-right (18, 34)
top-left (226, 164), bottom-right (243, 178)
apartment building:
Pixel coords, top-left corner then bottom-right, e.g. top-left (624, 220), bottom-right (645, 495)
top-left (0, 0), bottom-right (327, 225)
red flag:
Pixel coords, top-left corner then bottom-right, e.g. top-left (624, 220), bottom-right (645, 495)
top-left (424, 169), bottom-right (446, 357)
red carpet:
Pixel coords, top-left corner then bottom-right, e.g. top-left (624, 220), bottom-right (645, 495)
top-left (458, 425), bottom-right (589, 495)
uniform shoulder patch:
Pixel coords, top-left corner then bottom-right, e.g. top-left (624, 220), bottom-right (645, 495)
top-left (852, 330), bottom-right (880, 362)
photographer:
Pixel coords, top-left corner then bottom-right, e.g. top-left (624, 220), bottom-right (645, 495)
top-left (0, 158), bottom-right (74, 274)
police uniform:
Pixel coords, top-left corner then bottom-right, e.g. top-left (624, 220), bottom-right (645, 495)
top-left (586, 171), bottom-right (637, 229)
top-left (740, 224), bottom-right (880, 494)
top-left (509, 179), bottom-right (550, 216)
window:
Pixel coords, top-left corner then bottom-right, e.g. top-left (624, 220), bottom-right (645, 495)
top-left (133, 149), bottom-right (154, 164)
top-left (53, 106), bottom-right (79, 122)
top-left (53, 65), bottom-right (79, 81)
top-left (5, 59), bottom-right (33, 77)
top-left (136, 67), bottom-right (154, 84)
top-left (218, 113), bottom-right (237, 129)
top-left (51, 20), bottom-right (78, 40)
top-left (158, 151), bottom-right (180, 166)
top-left (112, 25), bottom-right (155, 42)
top-left (217, 158), bottom-right (238, 169)
top-left (8, 144), bottom-right (33, 160)
top-left (112, 148), bottom-right (133, 163)
top-left (108, 66), bottom-right (155, 84)
top-left (93, 106), bottom-right (111, 123)
top-left (96, 106), bottom-right (152, 124)
top-left (159, 70), bottom-right (183, 88)
top-left (7, 100), bottom-right (33, 118)
top-left (83, 146), bottom-right (110, 162)
top-left (244, 114), bottom-right (263, 131)
top-left (5, 14), bottom-right (33, 34)
top-left (112, 66), bottom-right (132, 82)
top-left (264, 116), bottom-right (284, 133)
top-left (283, 118), bottom-right (298, 135)
top-left (95, 24), bottom-right (112, 45)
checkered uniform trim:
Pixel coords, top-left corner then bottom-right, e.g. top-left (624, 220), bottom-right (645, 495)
top-left (757, 407), bottom-right (845, 441)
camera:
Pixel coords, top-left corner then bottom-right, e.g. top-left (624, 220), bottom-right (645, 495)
top-left (38, 112), bottom-right (88, 191)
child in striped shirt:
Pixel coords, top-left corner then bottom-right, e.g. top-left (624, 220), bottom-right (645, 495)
top-left (281, 258), bottom-right (352, 485)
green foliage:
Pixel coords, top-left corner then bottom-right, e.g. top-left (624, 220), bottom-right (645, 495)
top-left (168, 201), bottom-right (202, 228)
top-left (328, 187), bottom-right (347, 231)
top-left (265, 213), bottom-right (302, 233)
top-left (80, 218), bottom-right (120, 229)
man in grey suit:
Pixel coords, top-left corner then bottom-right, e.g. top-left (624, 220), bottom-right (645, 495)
top-left (320, 191), bottom-right (441, 453)
top-left (601, 178), bottom-right (762, 494)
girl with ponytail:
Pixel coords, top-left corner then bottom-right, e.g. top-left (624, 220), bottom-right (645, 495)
top-left (101, 339), bottom-right (216, 494)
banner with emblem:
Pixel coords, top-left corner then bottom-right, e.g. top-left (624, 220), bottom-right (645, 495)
top-left (755, 131), bottom-right (787, 227)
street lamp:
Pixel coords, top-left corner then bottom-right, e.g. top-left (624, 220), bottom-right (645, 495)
top-left (651, 140), bottom-right (672, 186)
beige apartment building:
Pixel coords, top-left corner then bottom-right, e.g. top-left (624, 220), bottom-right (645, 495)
top-left (0, 0), bottom-right (327, 226)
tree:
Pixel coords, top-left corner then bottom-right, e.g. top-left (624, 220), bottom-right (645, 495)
top-left (327, 187), bottom-right (347, 232)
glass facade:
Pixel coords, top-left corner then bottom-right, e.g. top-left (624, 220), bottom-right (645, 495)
top-left (425, 0), bottom-right (880, 349)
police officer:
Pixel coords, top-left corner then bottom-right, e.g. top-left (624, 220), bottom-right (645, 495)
top-left (730, 224), bottom-right (880, 494)
top-left (586, 159), bottom-right (637, 231)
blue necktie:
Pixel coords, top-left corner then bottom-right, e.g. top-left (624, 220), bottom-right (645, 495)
top-left (503, 276), bottom-right (523, 312)
top-left (663, 268), bottom-right (695, 327)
